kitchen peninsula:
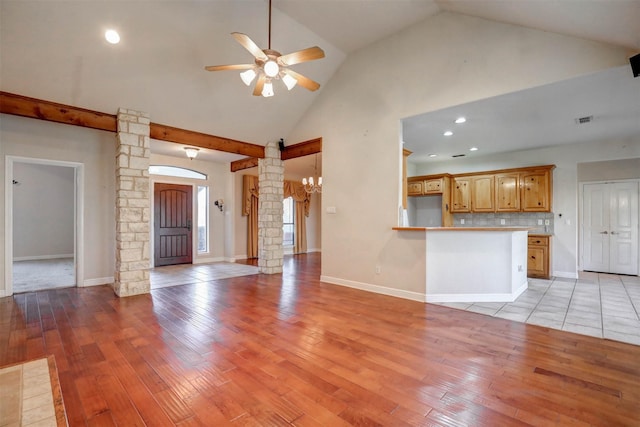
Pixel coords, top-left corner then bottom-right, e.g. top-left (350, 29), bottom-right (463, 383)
top-left (393, 226), bottom-right (529, 302)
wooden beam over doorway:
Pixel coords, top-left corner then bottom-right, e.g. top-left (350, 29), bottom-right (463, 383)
top-left (230, 137), bottom-right (322, 172)
top-left (0, 91), bottom-right (264, 158)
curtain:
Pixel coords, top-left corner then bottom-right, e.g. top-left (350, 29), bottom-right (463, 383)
top-left (243, 175), bottom-right (312, 258)
top-left (284, 181), bottom-right (311, 254)
top-left (243, 175), bottom-right (259, 258)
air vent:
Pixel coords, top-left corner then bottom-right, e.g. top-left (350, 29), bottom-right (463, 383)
top-left (575, 115), bottom-right (593, 124)
top-left (452, 154), bottom-right (466, 158)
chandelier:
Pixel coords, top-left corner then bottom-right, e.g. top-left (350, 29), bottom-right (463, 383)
top-left (302, 155), bottom-right (322, 193)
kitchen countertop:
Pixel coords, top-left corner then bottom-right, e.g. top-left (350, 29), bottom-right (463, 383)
top-left (393, 226), bottom-right (534, 232)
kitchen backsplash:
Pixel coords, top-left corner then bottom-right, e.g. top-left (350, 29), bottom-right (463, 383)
top-left (453, 212), bottom-right (554, 234)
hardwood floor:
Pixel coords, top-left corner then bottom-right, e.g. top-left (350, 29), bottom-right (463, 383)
top-left (1, 253), bottom-right (639, 426)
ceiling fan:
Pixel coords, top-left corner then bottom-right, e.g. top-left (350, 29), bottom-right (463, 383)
top-left (204, 0), bottom-right (325, 97)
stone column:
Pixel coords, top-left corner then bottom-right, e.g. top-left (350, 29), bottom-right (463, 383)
top-left (258, 140), bottom-right (284, 274)
top-left (113, 108), bottom-right (151, 296)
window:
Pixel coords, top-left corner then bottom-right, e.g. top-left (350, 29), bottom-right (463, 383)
top-left (197, 186), bottom-right (209, 253)
top-left (283, 197), bottom-right (294, 246)
top-left (149, 165), bottom-right (206, 180)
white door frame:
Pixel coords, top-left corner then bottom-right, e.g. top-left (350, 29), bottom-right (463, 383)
top-left (4, 156), bottom-right (84, 296)
top-left (579, 179), bottom-right (640, 275)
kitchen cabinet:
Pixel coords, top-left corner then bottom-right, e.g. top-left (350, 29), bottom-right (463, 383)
top-left (495, 173), bottom-right (520, 212)
top-left (451, 177), bottom-right (470, 213)
top-left (406, 174), bottom-right (453, 226)
top-left (521, 169), bottom-right (551, 212)
top-left (527, 235), bottom-right (550, 278)
top-left (407, 180), bottom-right (423, 197)
top-left (470, 175), bottom-right (495, 212)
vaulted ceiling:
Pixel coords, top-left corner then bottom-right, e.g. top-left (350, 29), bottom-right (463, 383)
top-left (1, 1), bottom-right (639, 167)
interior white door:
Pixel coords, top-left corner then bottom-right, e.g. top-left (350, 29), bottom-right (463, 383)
top-left (609, 182), bottom-right (639, 275)
top-left (582, 182), bottom-right (639, 275)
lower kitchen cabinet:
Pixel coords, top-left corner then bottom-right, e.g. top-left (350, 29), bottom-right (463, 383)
top-left (528, 235), bottom-right (550, 279)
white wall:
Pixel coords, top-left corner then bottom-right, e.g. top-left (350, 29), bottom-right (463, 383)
top-left (286, 12), bottom-right (631, 297)
top-left (13, 163), bottom-right (74, 259)
top-left (1, 114), bottom-right (116, 294)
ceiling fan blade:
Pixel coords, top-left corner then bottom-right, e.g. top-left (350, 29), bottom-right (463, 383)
top-left (253, 74), bottom-right (266, 96)
top-left (232, 32), bottom-right (268, 61)
top-left (284, 69), bottom-right (320, 92)
top-left (204, 64), bottom-right (255, 71)
top-left (278, 46), bottom-right (325, 66)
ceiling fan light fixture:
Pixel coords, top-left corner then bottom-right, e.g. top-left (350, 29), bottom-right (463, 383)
top-left (240, 69), bottom-right (257, 86)
top-left (264, 60), bottom-right (279, 77)
top-left (282, 73), bottom-right (297, 90)
top-left (262, 80), bottom-right (274, 97)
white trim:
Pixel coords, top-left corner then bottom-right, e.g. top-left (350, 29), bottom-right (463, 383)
top-left (426, 280), bottom-right (528, 303)
top-left (83, 277), bottom-right (114, 287)
top-left (306, 248), bottom-right (321, 253)
top-left (13, 254), bottom-right (75, 262)
top-left (5, 156), bottom-right (84, 297)
top-left (232, 254), bottom-right (248, 261)
top-left (193, 256), bottom-right (225, 264)
top-left (224, 257), bottom-right (238, 262)
top-left (553, 270), bottom-right (579, 279)
top-left (320, 275), bottom-right (426, 302)
top-left (0, 290), bottom-right (7, 298)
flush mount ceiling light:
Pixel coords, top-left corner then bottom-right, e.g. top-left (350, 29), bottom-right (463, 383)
top-left (443, 131), bottom-right (453, 136)
top-left (184, 147), bottom-right (200, 160)
top-left (428, 154), bottom-right (437, 158)
top-left (205, 0), bottom-right (325, 97)
top-left (105, 29), bottom-right (120, 44)
top-left (455, 117), bottom-right (466, 124)
top-left (469, 147), bottom-right (478, 151)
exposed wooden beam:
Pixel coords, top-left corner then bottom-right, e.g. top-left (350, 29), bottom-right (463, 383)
top-left (0, 91), bottom-right (117, 132)
top-left (0, 91), bottom-right (264, 158)
top-left (230, 137), bottom-right (323, 172)
top-left (281, 137), bottom-right (322, 160)
top-left (230, 157), bottom-right (259, 172)
top-left (150, 123), bottom-right (264, 159)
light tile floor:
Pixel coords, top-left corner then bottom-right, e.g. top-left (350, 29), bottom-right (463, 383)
top-left (439, 272), bottom-right (640, 346)
top-left (13, 258), bottom-right (75, 293)
top-left (150, 262), bottom-right (260, 289)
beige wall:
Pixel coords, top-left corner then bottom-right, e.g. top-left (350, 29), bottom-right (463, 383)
top-left (287, 12), bottom-right (632, 297)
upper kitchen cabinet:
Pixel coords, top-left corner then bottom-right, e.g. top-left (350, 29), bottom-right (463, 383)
top-left (470, 175), bottom-right (495, 212)
top-left (451, 177), bottom-right (471, 213)
top-left (495, 173), bottom-right (520, 212)
top-left (521, 168), bottom-right (553, 212)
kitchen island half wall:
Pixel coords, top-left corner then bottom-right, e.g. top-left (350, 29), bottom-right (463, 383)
top-left (393, 227), bottom-right (530, 303)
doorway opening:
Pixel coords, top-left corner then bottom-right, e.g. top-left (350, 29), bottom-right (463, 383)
top-left (5, 156), bottom-right (84, 295)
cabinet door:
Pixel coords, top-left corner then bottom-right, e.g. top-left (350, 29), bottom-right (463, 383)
top-left (527, 246), bottom-right (547, 277)
top-left (495, 173), bottom-right (520, 212)
top-left (451, 178), bottom-right (470, 212)
top-left (471, 175), bottom-right (495, 212)
top-left (521, 170), bottom-right (551, 211)
top-left (407, 181), bottom-right (423, 196)
top-left (424, 178), bottom-right (443, 193)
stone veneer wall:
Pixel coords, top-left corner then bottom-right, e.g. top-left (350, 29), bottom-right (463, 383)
top-left (113, 108), bottom-right (151, 296)
top-left (258, 141), bottom-right (284, 274)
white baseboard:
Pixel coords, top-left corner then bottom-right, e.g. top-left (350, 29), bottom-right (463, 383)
top-left (427, 280), bottom-right (528, 303)
top-left (194, 256), bottom-right (225, 264)
top-left (13, 254), bottom-right (74, 262)
top-left (320, 275), bottom-right (426, 302)
top-left (553, 270), bottom-right (579, 279)
top-left (234, 254), bottom-right (248, 261)
top-left (82, 277), bottom-right (113, 287)
top-left (306, 248), bottom-right (321, 253)
top-left (0, 289), bottom-right (7, 297)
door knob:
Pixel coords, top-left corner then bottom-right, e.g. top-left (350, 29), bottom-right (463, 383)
top-left (600, 231), bottom-right (608, 234)
top-left (610, 231), bottom-right (616, 235)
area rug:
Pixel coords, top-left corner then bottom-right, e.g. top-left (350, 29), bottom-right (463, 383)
top-left (0, 355), bottom-right (67, 426)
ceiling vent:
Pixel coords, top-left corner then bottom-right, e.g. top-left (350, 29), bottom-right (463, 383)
top-left (575, 115), bottom-right (593, 124)
top-left (452, 154), bottom-right (466, 158)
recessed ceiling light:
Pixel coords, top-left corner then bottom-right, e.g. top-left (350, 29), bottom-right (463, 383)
top-left (443, 131), bottom-right (453, 136)
top-left (455, 117), bottom-right (466, 124)
top-left (428, 154), bottom-right (437, 158)
top-left (469, 147), bottom-right (478, 151)
top-left (105, 29), bottom-right (120, 44)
